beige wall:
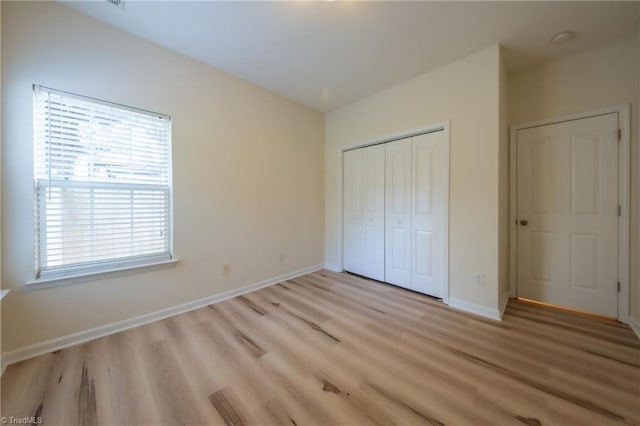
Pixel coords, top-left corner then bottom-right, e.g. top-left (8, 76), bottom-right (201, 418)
top-left (325, 45), bottom-right (502, 314)
top-left (509, 36), bottom-right (638, 125)
top-left (637, 19), bottom-right (640, 327)
top-left (1, 2), bottom-right (324, 353)
top-left (498, 48), bottom-right (509, 304)
top-left (509, 35), bottom-right (639, 322)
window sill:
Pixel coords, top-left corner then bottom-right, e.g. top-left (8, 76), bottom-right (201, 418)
top-left (25, 259), bottom-right (179, 290)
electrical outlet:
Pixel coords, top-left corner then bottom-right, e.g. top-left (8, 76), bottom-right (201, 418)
top-left (222, 263), bottom-right (231, 275)
top-left (279, 253), bottom-right (286, 263)
top-left (474, 273), bottom-right (485, 286)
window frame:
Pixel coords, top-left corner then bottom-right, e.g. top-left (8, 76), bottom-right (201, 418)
top-left (28, 85), bottom-right (176, 288)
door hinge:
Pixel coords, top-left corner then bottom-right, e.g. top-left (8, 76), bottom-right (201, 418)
top-left (618, 205), bottom-right (622, 217)
top-left (617, 281), bottom-right (621, 292)
top-left (617, 128), bottom-right (621, 141)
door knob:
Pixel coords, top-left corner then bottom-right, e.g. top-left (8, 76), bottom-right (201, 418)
top-left (519, 219), bottom-right (528, 226)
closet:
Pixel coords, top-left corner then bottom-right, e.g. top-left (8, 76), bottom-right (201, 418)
top-left (343, 130), bottom-right (448, 298)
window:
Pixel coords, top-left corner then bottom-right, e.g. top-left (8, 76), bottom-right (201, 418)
top-left (33, 86), bottom-right (173, 282)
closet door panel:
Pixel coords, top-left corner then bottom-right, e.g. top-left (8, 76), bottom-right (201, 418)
top-left (412, 132), bottom-right (447, 297)
top-left (343, 149), bottom-right (363, 274)
top-left (385, 138), bottom-right (412, 288)
top-left (361, 144), bottom-right (385, 281)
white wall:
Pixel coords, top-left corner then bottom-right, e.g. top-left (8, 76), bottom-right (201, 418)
top-left (325, 45), bottom-right (503, 315)
top-left (509, 35), bottom-right (639, 322)
top-left (1, 2), bottom-right (324, 354)
top-left (498, 48), bottom-right (509, 307)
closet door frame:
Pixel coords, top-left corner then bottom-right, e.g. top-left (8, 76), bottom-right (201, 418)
top-left (340, 121), bottom-right (450, 304)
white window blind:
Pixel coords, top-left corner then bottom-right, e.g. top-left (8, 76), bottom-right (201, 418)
top-left (33, 85), bottom-right (172, 280)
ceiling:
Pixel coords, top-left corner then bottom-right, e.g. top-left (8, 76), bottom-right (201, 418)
top-left (63, 1), bottom-right (639, 112)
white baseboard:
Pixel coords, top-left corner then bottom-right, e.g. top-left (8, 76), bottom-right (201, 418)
top-left (630, 316), bottom-right (640, 339)
top-left (499, 290), bottom-right (510, 319)
top-left (324, 263), bottom-right (342, 273)
top-left (448, 297), bottom-right (501, 321)
top-left (1, 264), bottom-right (324, 375)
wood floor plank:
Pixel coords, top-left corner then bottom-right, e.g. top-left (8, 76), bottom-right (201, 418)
top-left (403, 312), bottom-right (638, 415)
top-left (209, 387), bottom-right (247, 426)
top-left (2, 270), bottom-right (639, 425)
top-left (419, 305), bottom-right (640, 386)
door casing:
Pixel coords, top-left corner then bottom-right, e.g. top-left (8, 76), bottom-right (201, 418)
top-left (509, 105), bottom-right (630, 322)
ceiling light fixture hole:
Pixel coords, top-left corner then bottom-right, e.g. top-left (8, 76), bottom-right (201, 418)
top-left (551, 31), bottom-right (575, 44)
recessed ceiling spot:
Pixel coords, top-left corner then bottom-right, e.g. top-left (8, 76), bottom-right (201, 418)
top-left (551, 31), bottom-right (575, 44)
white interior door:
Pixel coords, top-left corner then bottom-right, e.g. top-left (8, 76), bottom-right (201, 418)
top-left (412, 132), bottom-right (447, 297)
top-left (343, 149), bottom-right (363, 275)
top-left (361, 144), bottom-right (385, 281)
top-left (385, 137), bottom-right (412, 288)
top-left (516, 113), bottom-right (619, 317)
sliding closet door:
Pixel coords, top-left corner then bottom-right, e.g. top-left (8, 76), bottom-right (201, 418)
top-left (385, 138), bottom-right (412, 288)
top-left (343, 149), bottom-right (363, 275)
top-left (361, 144), bottom-right (385, 281)
top-left (412, 132), bottom-right (447, 297)
top-left (345, 130), bottom-right (448, 296)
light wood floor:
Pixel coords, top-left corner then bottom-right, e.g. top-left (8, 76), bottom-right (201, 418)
top-left (2, 270), bottom-right (639, 425)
